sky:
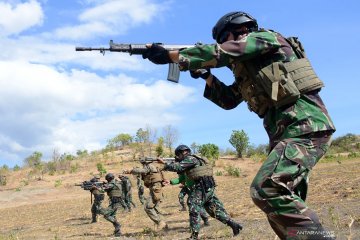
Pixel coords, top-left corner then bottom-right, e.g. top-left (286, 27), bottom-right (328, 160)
top-left (0, 0), bottom-right (359, 167)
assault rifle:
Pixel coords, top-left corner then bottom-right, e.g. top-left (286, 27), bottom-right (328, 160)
top-left (75, 180), bottom-right (106, 191)
top-left (140, 157), bottom-right (176, 163)
top-left (75, 40), bottom-right (201, 83)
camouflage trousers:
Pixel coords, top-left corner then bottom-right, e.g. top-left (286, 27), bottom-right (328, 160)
top-left (188, 186), bottom-right (230, 234)
top-left (144, 184), bottom-right (164, 225)
top-left (98, 200), bottom-right (122, 224)
top-left (124, 192), bottom-right (136, 209)
top-left (138, 185), bottom-right (145, 204)
top-left (91, 199), bottom-right (103, 220)
top-left (180, 187), bottom-right (209, 222)
top-left (250, 131), bottom-right (333, 240)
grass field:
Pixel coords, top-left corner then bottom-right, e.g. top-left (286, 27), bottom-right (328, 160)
top-left (0, 157), bottom-right (359, 240)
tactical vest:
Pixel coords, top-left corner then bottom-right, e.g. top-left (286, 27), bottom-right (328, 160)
top-left (235, 32), bottom-right (324, 117)
top-left (185, 155), bottom-right (213, 181)
top-left (142, 166), bottom-right (164, 188)
top-left (107, 180), bottom-right (122, 198)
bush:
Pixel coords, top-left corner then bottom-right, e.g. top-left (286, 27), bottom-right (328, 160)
top-left (96, 163), bottom-right (107, 176)
top-left (54, 180), bottom-right (62, 187)
top-left (224, 165), bottom-right (241, 177)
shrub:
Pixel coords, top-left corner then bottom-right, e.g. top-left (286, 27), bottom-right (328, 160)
top-left (224, 165), bottom-right (241, 177)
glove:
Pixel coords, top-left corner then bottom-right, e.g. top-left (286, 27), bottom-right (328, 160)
top-left (142, 44), bottom-right (172, 64)
top-left (190, 69), bottom-right (211, 80)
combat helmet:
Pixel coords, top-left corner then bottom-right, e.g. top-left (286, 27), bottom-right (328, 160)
top-left (175, 144), bottom-right (191, 157)
top-left (212, 11), bottom-right (258, 43)
top-left (105, 173), bottom-right (115, 182)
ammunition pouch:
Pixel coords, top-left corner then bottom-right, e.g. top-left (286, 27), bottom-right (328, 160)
top-left (257, 58), bottom-right (323, 108)
top-left (110, 196), bottom-right (122, 204)
top-left (143, 172), bottom-right (163, 188)
top-left (186, 165), bottom-right (213, 181)
top-left (238, 57), bottom-right (323, 116)
top-left (199, 176), bottom-right (216, 190)
top-left (94, 194), bottom-right (104, 202)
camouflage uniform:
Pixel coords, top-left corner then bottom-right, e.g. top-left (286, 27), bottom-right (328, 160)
top-left (120, 175), bottom-right (136, 211)
top-left (90, 184), bottom-right (104, 223)
top-left (130, 162), bottom-right (167, 229)
top-left (164, 155), bottom-right (240, 237)
top-left (178, 29), bottom-right (336, 239)
top-left (98, 178), bottom-right (123, 236)
top-left (170, 174), bottom-right (210, 225)
top-left (136, 174), bottom-right (146, 205)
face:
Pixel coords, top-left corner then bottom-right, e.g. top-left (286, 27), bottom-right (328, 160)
top-left (225, 25), bottom-right (250, 42)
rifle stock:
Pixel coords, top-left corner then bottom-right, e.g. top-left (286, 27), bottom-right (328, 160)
top-left (76, 40), bottom-right (202, 83)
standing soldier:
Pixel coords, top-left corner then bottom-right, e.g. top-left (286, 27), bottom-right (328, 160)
top-left (158, 145), bottom-right (242, 240)
top-left (123, 159), bottom-right (168, 231)
top-left (96, 173), bottom-right (123, 237)
top-left (90, 175), bottom-right (104, 223)
top-left (170, 174), bottom-right (210, 226)
top-left (136, 174), bottom-right (145, 205)
top-left (119, 174), bottom-right (136, 211)
top-left (142, 10), bottom-right (336, 239)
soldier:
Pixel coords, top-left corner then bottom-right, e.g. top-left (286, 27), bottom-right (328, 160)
top-left (123, 159), bottom-right (168, 231)
top-left (89, 175), bottom-right (104, 223)
top-left (158, 145), bottom-right (242, 240)
top-left (96, 173), bottom-right (123, 237)
top-left (170, 174), bottom-right (210, 226)
top-left (136, 174), bottom-right (145, 205)
top-left (118, 174), bottom-right (136, 211)
top-left (142, 11), bottom-right (336, 239)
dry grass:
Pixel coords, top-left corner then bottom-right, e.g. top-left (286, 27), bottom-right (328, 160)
top-left (0, 157), bottom-right (359, 240)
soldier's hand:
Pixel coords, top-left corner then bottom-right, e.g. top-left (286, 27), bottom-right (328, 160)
top-left (142, 44), bottom-right (173, 65)
top-left (156, 157), bottom-right (165, 164)
top-left (162, 179), bottom-right (170, 186)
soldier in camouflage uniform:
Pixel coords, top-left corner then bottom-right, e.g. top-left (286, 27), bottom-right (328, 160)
top-left (136, 174), bottom-right (145, 205)
top-left (96, 173), bottom-right (123, 237)
top-left (143, 11), bottom-right (336, 240)
top-left (170, 173), bottom-right (210, 226)
top-left (89, 175), bottom-right (104, 223)
top-left (119, 174), bottom-right (136, 211)
top-left (123, 160), bottom-right (168, 231)
top-left (158, 145), bottom-right (242, 240)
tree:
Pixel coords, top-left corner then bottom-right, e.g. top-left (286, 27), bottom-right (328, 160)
top-left (155, 137), bottom-right (165, 157)
top-left (190, 142), bottom-right (198, 154)
top-left (113, 133), bottom-right (133, 148)
top-left (135, 128), bottom-right (149, 156)
top-left (146, 124), bottom-right (157, 155)
top-left (229, 130), bottom-right (249, 158)
top-left (24, 151), bottom-right (43, 168)
top-left (198, 143), bottom-right (220, 160)
top-left (163, 125), bottom-right (179, 154)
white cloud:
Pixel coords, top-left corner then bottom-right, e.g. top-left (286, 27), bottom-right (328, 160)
top-left (0, 0), bottom-right (44, 36)
top-left (53, 0), bottom-right (166, 40)
top-left (0, 60), bottom-right (195, 166)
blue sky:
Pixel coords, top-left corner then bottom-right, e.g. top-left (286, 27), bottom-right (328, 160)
top-left (0, 0), bottom-right (359, 167)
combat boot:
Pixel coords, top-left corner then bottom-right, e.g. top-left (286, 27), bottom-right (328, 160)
top-left (91, 215), bottom-right (97, 223)
top-left (180, 204), bottom-right (187, 211)
top-left (187, 231), bottom-right (199, 240)
top-left (155, 220), bottom-right (168, 232)
top-left (113, 221), bottom-right (121, 237)
top-left (203, 218), bottom-right (210, 226)
top-left (226, 219), bottom-right (243, 236)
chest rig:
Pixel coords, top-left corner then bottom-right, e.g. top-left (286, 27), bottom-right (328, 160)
top-left (233, 35), bottom-right (324, 117)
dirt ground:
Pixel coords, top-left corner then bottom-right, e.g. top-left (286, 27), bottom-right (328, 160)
top-left (0, 158), bottom-right (359, 240)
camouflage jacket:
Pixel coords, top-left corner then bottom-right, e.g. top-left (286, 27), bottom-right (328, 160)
top-left (164, 155), bottom-right (201, 188)
top-left (178, 29), bottom-right (336, 147)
